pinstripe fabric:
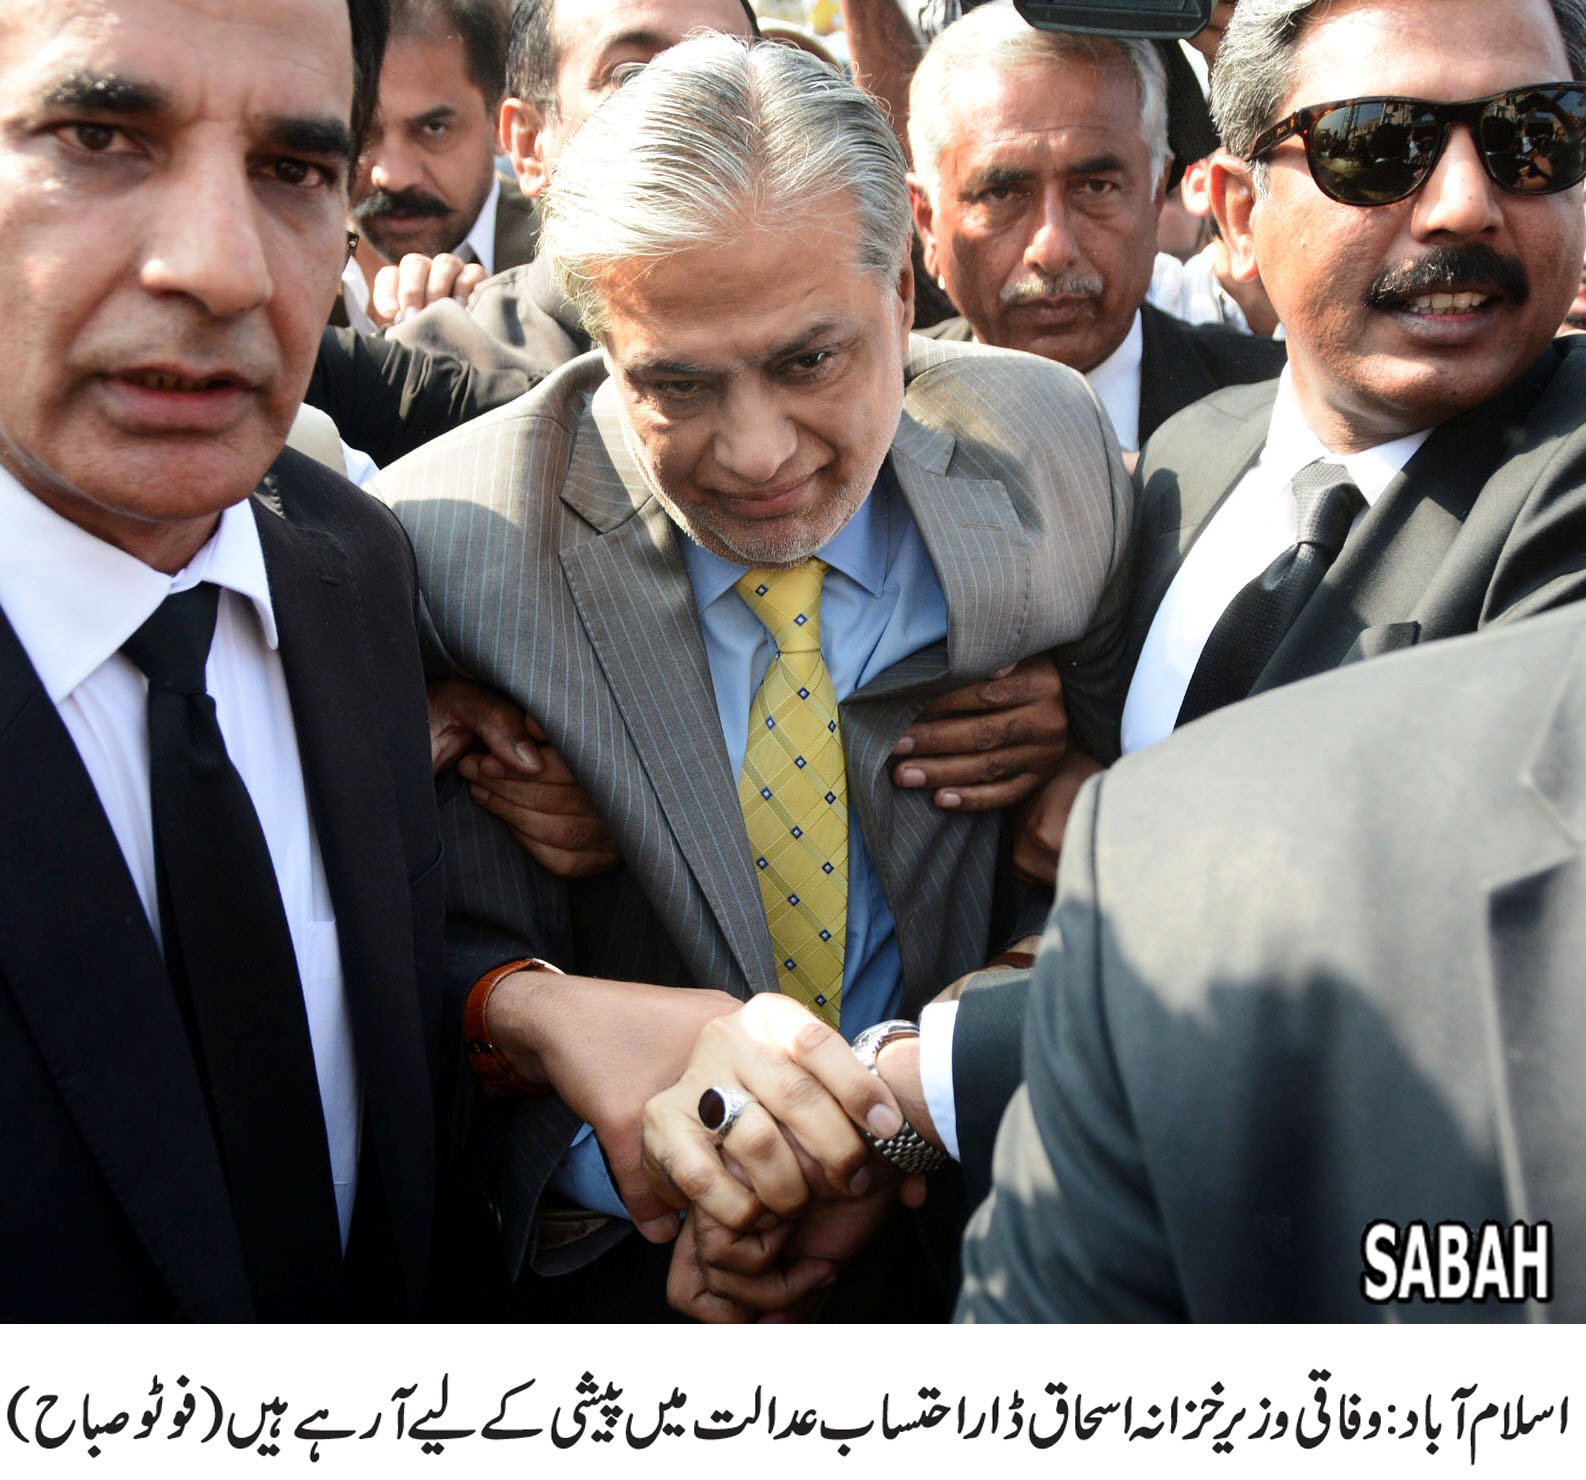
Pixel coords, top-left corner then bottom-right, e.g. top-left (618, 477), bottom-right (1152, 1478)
top-left (375, 336), bottom-right (1133, 1281)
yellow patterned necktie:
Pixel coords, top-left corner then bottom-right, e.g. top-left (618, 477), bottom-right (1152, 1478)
top-left (735, 559), bottom-right (847, 1027)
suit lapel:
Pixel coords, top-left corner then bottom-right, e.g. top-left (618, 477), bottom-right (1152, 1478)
top-left (1138, 304), bottom-right (1214, 445)
top-left (251, 492), bottom-right (436, 1313)
top-left (0, 609), bottom-right (250, 1318)
top-left (1480, 623), bottom-right (1586, 1320)
top-left (1125, 384), bottom-right (1273, 673)
top-left (556, 384), bottom-right (772, 991)
top-left (845, 409), bottom-right (1022, 1006)
top-left (889, 404), bottom-right (1032, 680)
top-left (1267, 347), bottom-right (1565, 687)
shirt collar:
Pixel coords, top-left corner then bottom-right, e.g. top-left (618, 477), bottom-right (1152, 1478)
top-left (1083, 309), bottom-right (1144, 453)
top-left (0, 466), bottom-right (278, 703)
top-left (1262, 367), bottom-right (1432, 506)
top-left (463, 176), bottom-right (502, 276)
top-left (679, 465), bottom-right (894, 610)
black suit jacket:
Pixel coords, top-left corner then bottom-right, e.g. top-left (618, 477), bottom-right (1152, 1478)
top-left (0, 451), bottom-right (446, 1320)
top-left (307, 326), bottom-right (536, 468)
top-left (960, 604), bottom-right (1586, 1320)
top-left (920, 302), bottom-right (1285, 445)
top-left (952, 336), bottom-right (1586, 1199)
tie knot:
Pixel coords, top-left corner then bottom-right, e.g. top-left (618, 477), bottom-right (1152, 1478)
top-left (736, 559), bottom-right (828, 652)
top-left (1290, 460), bottom-right (1364, 557)
top-left (122, 583), bottom-right (220, 693)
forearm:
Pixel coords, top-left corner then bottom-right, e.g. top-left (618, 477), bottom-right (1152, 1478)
top-left (839, 0), bottom-right (922, 158)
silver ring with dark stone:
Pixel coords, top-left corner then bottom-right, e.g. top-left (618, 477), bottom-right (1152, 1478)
top-left (697, 1085), bottom-right (754, 1137)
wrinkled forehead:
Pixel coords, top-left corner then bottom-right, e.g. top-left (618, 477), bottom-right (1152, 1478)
top-left (0, 0), bottom-right (354, 138)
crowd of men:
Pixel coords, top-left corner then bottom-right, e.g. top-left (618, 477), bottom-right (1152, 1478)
top-left (3, 0), bottom-right (1584, 1324)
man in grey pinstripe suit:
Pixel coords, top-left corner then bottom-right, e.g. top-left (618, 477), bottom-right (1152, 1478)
top-left (378, 35), bottom-right (1131, 1319)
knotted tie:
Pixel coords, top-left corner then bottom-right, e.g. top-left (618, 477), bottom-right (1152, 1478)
top-left (736, 560), bottom-right (847, 1027)
top-left (122, 583), bottom-right (344, 1318)
top-left (1176, 460), bottom-right (1365, 727)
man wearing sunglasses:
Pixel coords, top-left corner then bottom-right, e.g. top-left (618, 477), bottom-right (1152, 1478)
top-left (1115, 0), bottom-right (1586, 759)
top-left (954, 0), bottom-right (1586, 1323)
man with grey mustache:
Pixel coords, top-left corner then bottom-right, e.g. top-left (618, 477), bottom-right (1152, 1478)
top-left (908, 2), bottom-right (1285, 455)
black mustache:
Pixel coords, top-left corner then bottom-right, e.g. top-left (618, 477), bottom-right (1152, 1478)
top-left (353, 188), bottom-right (452, 222)
top-left (1365, 244), bottom-right (1529, 307)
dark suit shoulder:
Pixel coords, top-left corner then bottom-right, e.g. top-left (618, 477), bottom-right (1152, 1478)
top-left (1142, 302), bottom-right (1287, 384)
top-left (257, 447), bottom-right (418, 587)
top-left (1139, 374), bottom-right (1281, 475)
top-left (1108, 600), bottom-right (1586, 859)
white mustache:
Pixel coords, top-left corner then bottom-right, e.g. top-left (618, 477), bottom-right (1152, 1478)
top-left (999, 271), bottom-right (1105, 307)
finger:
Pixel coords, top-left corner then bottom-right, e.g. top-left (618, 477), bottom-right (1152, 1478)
top-left (667, 1223), bottom-right (753, 1323)
top-left (931, 772), bottom-right (1044, 812)
top-left (606, 1128), bottom-right (687, 1244)
top-left (642, 1103), bottom-right (765, 1231)
top-left (369, 263), bottom-right (402, 326)
top-left (462, 764), bottom-right (598, 816)
top-left (396, 251), bottom-right (449, 318)
top-left (691, 1210), bottom-right (795, 1276)
top-left (717, 1103), bottom-right (813, 1219)
top-left (428, 679), bottom-right (543, 774)
top-left (703, 1006), bottom-right (902, 1192)
top-left (467, 782), bottom-right (615, 848)
top-left (900, 658), bottom-right (1061, 724)
top-left (893, 709), bottom-right (1065, 763)
top-left (894, 745), bottom-right (1058, 792)
top-left (469, 700), bottom-right (544, 777)
top-left (696, 1253), bottom-right (838, 1313)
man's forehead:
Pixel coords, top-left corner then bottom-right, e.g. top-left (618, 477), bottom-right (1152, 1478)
top-left (942, 59), bottom-right (1149, 166)
top-left (1, 0), bottom-right (353, 125)
top-left (1279, 0), bottom-right (1570, 108)
top-left (381, 28), bottom-right (488, 111)
top-left (554, 0), bottom-right (754, 74)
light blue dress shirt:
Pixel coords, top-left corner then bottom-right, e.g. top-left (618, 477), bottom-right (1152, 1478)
top-left (555, 466), bottom-right (949, 1218)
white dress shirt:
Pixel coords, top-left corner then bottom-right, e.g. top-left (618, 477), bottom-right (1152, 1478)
top-left (0, 472), bottom-right (362, 1243)
top-left (1121, 368), bottom-right (1431, 754)
top-left (1085, 309), bottom-right (1145, 454)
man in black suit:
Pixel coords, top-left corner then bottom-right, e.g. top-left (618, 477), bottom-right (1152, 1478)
top-left (954, 0), bottom-right (1586, 1197)
top-left (0, 0), bottom-right (448, 1320)
top-left (960, 599), bottom-right (1586, 1321)
top-left (340, 0), bottom-right (539, 329)
top-left (906, 2), bottom-right (1285, 454)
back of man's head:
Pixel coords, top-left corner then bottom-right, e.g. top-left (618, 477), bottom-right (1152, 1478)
top-left (541, 31), bottom-right (910, 337)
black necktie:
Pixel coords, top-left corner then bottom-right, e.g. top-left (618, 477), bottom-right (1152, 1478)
top-left (122, 583), bottom-right (345, 1319)
top-left (1175, 460), bottom-right (1365, 727)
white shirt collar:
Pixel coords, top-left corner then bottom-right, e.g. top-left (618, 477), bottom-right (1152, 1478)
top-left (463, 176), bottom-right (501, 276)
top-left (0, 466), bottom-right (277, 703)
top-left (1084, 309), bottom-right (1145, 453)
top-left (1260, 367), bottom-right (1432, 506)
top-left (964, 307), bottom-right (1144, 449)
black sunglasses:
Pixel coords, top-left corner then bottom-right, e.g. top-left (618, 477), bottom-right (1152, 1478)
top-left (1247, 82), bottom-right (1586, 206)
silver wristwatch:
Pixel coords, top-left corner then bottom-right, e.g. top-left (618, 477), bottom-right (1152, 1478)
top-left (850, 1019), bottom-right (947, 1174)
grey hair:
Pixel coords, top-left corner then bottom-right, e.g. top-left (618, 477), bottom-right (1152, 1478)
top-left (907, 0), bottom-right (1169, 200)
top-left (1214, 0), bottom-right (1586, 192)
top-left (541, 33), bottom-right (912, 339)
